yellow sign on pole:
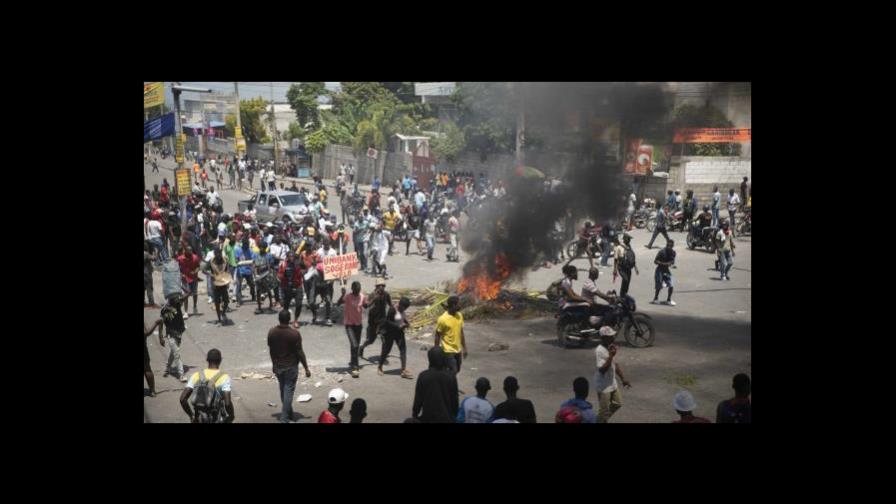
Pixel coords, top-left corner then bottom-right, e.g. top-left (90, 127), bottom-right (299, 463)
top-left (175, 133), bottom-right (185, 163)
top-left (144, 82), bottom-right (164, 109)
top-left (176, 168), bottom-right (191, 196)
top-left (235, 127), bottom-right (246, 154)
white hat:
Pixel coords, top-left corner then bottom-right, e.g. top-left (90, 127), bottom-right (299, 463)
top-left (673, 390), bottom-right (697, 412)
top-left (598, 326), bottom-right (616, 337)
top-left (328, 388), bottom-right (349, 404)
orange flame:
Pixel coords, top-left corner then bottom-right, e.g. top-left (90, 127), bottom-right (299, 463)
top-left (458, 253), bottom-right (512, 301)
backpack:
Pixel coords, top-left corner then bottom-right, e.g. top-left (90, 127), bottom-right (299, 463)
top-left (620, 246), bottom-right (636, 270)
top-left (191, 371), bottom-right (226, 423)
top-left (546, 278), bottom-right (564, 302)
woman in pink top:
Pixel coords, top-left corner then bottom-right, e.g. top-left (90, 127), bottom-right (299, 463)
top-left (337, 281), bottom-right (366, 378)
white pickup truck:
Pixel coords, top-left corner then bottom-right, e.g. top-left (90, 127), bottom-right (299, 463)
top-left (237, 190), bottom-right (309, 224)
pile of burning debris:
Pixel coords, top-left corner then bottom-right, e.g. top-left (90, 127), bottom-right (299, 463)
top-left (395, 275), bottom-right (556, 335)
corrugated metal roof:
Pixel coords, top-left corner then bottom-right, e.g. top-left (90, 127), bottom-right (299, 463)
top-left (414, 82), bottom-right (456, 96)
top-left (394, 134), bottom-right (430, 141)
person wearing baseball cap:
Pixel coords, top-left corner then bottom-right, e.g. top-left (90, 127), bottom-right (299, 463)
top-left (672, 390), bottom-right (711, 423)
top-left (456, 377), bottom-right (495, 423)
top-left (319, 388), bottom-right (349, 423)
top-left (595, 326), bottom-right (631, 423)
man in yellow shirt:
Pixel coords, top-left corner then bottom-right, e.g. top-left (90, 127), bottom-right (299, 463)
top-left (179, 348), bottom-right (235, 423)
top-left (382, 208), bottom-right (400, 256)
top-left (435, 295), bottom-right (467, 376)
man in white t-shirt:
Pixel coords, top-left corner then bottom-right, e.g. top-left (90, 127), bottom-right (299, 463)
top-left (457, 377), bottom-right (496, 423)
top-left (594, 326), bottom-right (631, 423)
top-left (258, 168), bottom-right (266, 192)
top-left (267, 169), bottom-right (276, 191)
top-left (146, 218), bottom-right (166, 263)
top-left (727, 189), bottom-right (741, 237)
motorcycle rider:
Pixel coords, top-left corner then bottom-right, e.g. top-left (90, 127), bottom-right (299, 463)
top-left (581, 267), bottom-right (617, 325)
top-left (674, 189), bottom-right (683, 212)
top-left (693, 205), bottom-right (713, 240)
top-left (559, 265), bottom-right (593, 318)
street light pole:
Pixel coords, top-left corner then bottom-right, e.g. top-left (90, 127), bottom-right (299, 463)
top-left (172, 84), bottom-right (213, 231)
top-left (270, 82), bottom-right (279, 173)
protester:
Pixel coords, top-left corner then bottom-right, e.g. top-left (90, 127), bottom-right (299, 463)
top-left (740, 177), bottom-right (749, 207)
top-left (646, 205), bottom-right (671, 250)
top-left (268, 310), bottom-right (312, 423)
top-left (144, 318), bottom-right (164, 396)
top-left (614, 233), bottom-right (639, 297)
top-left (456, 377), bottom-right (495, 423)
top-left (594, 326), bottom-right (631, 423)
top-left (423, 213), bottom-right (437, 261)
top-left (411, 347), bottom-right (459, 423)
top-left (252, 244), bottom-right (276, 314)
top-left (447, 211), bottom-right (460, 262)
top-left (319, 388), bottom-right (349, 423)
top-left (180, 349), bottom-right (235, 423)
top-left (493, 376), bottom-right (537, 423)
top-left (337, 281), bottom-right (366, 378)
top-left (358, 279), bottom-right (392, 361)
top-left (672, 390), bottom-right (711, 423)
top-left (435, 295), bottom-right (467, 376)
top-left (349, 398), bottom-right (367, 423)
top-left (557, 376), bottom-right (598, 423)
top-left (716, 220), bottom-right (736, 281)
top-left (727, 188), bottom-right (741, 237)
top-left (160, 295), bottom-right (188, 382)
top-left (210, 247), bottom-right (232, 325)
top-left (177, 243), bottom-right (201, 317)
top-left (144, 243), bottom-right (156, 307)
top-left (716, 373), bottom-right (751, 423)
top-left (278, 250), bottom-right (305, 327)
top-left (711, 186), bottom-right (722, 227)
top-left (378, 297), bottom-right (413, 379)
top-left (652, 240), bottom-right (676, 306)
top-left (234, 237), bottom-right (257, 307)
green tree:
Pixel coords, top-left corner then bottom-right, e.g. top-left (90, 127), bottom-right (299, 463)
top-left (284, 121), bottom-right (305, 142)
top-left (286, 82), bottom-right (326, 131)
top-left (451, 82), bottom-right (518, 159)
top-left (430, 121), bottom-right (465, 163)
top-left (670, 103), bottom-right (742, 156)
top-left (239, 96), bottom-right (272, 143)
top-left (380, 82), bottom-right (417, 104)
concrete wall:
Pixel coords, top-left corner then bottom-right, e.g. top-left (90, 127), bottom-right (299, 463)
top-left (639, 156), bottom-right (751, 205)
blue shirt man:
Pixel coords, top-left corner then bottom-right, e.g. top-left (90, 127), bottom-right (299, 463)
top-left (234, 246), bottom-right (256, 276)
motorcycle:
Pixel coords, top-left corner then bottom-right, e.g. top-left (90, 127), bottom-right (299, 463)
top-left (685, 224), bottom-right (718, 253)
top-left (555, 291), bottom-right (655, 348)
top-left (632, 206), bottom-right (654, 229)
top-left (646, 209), bottom-right (685, 233)
top-left (736, 209), bottom-right (751, 236)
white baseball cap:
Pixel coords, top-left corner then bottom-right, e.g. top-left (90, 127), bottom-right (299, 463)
top-left (328, 388), bottom-right (349, 404)
top-left (673, 390), bottom-right (697, 412)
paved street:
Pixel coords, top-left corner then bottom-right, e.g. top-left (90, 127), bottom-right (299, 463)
top-left (143, 157), bottom-right (751, 423)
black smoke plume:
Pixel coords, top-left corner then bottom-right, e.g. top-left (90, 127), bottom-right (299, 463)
top-left (459, 82), bottom-right (671, 287)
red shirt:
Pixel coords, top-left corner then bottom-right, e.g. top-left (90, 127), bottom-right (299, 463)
top-left (177, 253), bottom-right (201, 283)
top-left (278, 260), bottom-right (304, 289)
top-left (160, 186), bottom-right (169, 203)
top-left (318, 410), bottom-right (340, 423)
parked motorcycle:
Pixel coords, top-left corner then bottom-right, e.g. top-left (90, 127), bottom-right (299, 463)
top-left (736, 209), bottom-right (751, 236)
top-left (646, 210), bottom-right (685, 233)
top-left (632, 206), bottom-right (654, 229)
top-left (556, 291), bottom-right (655, 348)
top-left (685, 225), bottom-right (718, 252)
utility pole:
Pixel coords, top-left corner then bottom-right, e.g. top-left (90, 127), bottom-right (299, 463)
top-left (234, 82), bottom-right (243, 159)
top-left (270, 82), bottom-right (279, 173)
top-left (172, 84), bottom-right (213, 230)
top-left (515, 82), bottom-right (525, 168)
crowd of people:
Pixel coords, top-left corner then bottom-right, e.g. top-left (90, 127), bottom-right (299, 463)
top-left (144, 150), bottom-right (751, 424)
